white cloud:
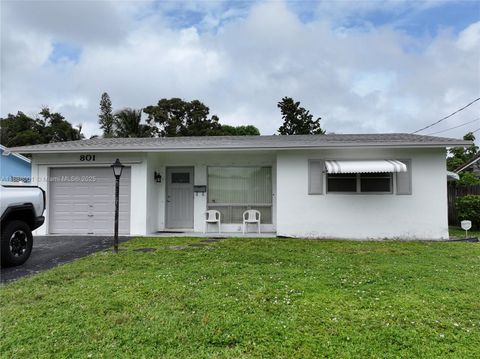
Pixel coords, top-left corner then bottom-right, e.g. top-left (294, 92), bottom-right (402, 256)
top-left (457, 21), bottom-right (480, 51)
top-left (1, 0), bottom-right (479, 139)
top-left (1, 0), bottom-right (134, 46)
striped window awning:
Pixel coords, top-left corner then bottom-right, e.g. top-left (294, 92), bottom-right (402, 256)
top-left (325, 160), bottom-right (407, 174)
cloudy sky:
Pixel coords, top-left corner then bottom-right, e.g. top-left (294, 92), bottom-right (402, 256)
top-left (1, 0), bottom-right (479, 138)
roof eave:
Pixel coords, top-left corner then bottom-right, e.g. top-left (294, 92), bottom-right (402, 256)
top-left (8, 141), bottom-right (473, 154)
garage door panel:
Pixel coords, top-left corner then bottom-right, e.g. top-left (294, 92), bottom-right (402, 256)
top-left (92, 186), bottom-right (110, 194)
top-left (94, 201), bottom-right (129, 212)
top-left (55, 203), bottom-right (91, 212)
top-left (49, 167), bottom-right (131, 235)
top-left (54, 219), bottom-right (90, 232)
top-left (54, 210), bottom-right (90, 219)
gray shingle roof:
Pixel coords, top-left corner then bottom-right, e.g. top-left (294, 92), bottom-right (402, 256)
top-left (6, 133), bottom-right (472, 153)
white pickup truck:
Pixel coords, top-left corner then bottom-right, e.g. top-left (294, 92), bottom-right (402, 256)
top-left (0, 185), bottom-right (46, 267)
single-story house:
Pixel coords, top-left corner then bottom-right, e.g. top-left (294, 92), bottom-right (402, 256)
top-left (0, 144), bottom-right (31, 183)
top-left (8, 133), bottom-right (470, 240)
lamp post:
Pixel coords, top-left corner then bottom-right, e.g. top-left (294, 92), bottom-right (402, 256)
top-left (111, 159), bottom-right (124, 253)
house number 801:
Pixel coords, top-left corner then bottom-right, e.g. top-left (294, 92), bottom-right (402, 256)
top-left (80, 155), bottom-right (96, 161)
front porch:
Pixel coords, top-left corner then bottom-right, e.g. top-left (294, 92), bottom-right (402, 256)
top-left (151, 231), bottom-right (277, 238)
top-left (144, 151), bottom-right (277, 235)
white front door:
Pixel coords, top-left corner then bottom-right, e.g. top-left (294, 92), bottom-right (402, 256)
top-left (166, 167), bottom-right (194, 229)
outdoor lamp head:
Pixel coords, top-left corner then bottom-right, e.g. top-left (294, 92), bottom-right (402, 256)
top-left (111, 158), bottom-right (124, 178)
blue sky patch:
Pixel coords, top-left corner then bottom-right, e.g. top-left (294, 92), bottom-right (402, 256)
top-left (48, 42), bottom-right (81, 64)
top-left (356, 1), bottom-right (480, 36)
top-left (147, 0), bottom-right (479, 37)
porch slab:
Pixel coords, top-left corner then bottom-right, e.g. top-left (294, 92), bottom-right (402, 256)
top-left (151, 232), bottom-right (277, 238)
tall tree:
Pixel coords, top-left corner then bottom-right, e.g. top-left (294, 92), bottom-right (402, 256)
top-left (144, 98), bottom-right (222, 137)
top-left (277, 97), bottom-right (325, 135)
top-left (113, 108), bottom-right (153, 138)
top-left (98, 92), bottom-right (115, 137)
top-left (0, 108), bottom-right (83, 147)
top-left (447, 132), bottom-right (479, 171)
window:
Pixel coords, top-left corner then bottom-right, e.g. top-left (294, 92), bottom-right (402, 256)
top-left (360, 173), bottom-right (391, 192)
top-left (208, 167), bottom-right (272, 223)
top-left (171, 173), bottom-right (190, 183)
top-left (327, 173), bottom-right (392, 193)
top-left (327, 173), bottom-right (357, 192)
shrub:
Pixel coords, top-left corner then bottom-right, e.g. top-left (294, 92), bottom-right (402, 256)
top-left (456, 195), bottom-right (480, 229)
top-left (458, 172), bottom-right (480, 186)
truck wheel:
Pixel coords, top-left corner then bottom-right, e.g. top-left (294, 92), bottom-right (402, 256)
top-left (1, 220), bottom-right (33, 267)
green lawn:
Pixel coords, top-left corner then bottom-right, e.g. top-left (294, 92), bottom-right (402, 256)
top-left (449, 225), bottom-right (480, 239)
top-left (1, 237), bottom-right (479, 358)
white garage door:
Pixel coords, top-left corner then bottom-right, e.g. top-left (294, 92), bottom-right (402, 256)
top-left (49, 167), bottom-right (131, 235)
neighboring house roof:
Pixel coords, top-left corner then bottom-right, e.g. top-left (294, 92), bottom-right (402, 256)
top-left (0, 145), bottom-right (31, 163)
top-left (453, 153), bottom-right (480, 173)
top-left (6, 133), bottom-right (471, 154)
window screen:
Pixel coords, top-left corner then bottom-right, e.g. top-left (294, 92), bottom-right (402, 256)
top-left (327, 173), bottom-right (357, 192)
top-left (360, 173), bottom-right (392, 192)
top-left (208, 167), bottom-right (272, 223)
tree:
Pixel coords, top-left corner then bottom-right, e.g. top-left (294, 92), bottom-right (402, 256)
top-left (38, 107), bottom-right (83, 143)
top-left (277, 97), bottom-right (325, 135)
top-left (447, 132), bottom-right (479, 171)
top-left (0, 112), bottom-right (44, 147)
top-left (219, 125), bottom-right (260, 136)
top-left (98, 92), bottom-right (115, 138)
top-left (144, 98), bottom-right (222, 137)
top-left (0, 108), bottom-right (83, 147)
top-left (113, 108), bottom-right (153, 138)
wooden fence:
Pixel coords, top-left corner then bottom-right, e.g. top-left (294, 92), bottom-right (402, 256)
top-left (447, 184), bottom-right (480, 225)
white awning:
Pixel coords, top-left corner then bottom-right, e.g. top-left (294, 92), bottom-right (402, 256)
top-left (325, 160), bottom-right (407, 174)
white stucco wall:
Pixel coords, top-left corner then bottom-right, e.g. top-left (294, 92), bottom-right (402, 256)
top-left (276, 148), bottom-right (449, 240)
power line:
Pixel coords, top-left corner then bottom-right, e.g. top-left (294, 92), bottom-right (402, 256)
top-left (411, 97), bottom-right (480, 134)
top-left (426, 117), bottom-right (480, 135)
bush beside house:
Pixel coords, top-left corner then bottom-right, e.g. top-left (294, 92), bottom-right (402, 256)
top-left (456, 195), bottom-right (480, 229)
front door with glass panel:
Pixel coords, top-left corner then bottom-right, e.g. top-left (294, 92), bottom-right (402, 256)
top-left (166, 167), bottom-right (194, 229)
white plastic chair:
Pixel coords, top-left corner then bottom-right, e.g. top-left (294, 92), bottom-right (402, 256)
top-left (204, 210), bottom-right (221, 233)
top-left (242, 209), bottom-right (261, 234)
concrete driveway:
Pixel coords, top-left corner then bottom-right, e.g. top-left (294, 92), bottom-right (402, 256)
top-left (1, 235), bottom-right (131, 283)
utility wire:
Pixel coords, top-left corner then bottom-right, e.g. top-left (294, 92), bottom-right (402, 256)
top-left (426, 117), bottom-right (480, 135)
top-left (411, 97), bottom-right (480, 134)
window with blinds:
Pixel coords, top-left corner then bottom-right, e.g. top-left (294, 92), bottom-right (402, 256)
top-left (207, 167), bottom-right (272, 223)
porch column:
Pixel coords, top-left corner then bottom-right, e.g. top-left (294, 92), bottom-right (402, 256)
top-left (130, 161), bottom-right (148, 235)
top-left (193, 164), bottom-right (207, 232)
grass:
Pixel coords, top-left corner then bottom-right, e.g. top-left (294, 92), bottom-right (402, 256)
top-left (1, 237), bottom-right (480, 358)
top-left (449, 225), bottom-right (480, 238)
